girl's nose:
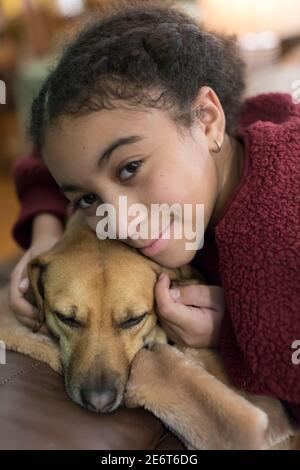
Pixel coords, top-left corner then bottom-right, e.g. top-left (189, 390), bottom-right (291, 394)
top-left (109, 194), bottom-right (147, 240)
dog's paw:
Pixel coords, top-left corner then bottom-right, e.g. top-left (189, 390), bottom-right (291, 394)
top-left (124, 348), bottom-right (154, 408)
top-left (124, 343), bottom-right (184, 409)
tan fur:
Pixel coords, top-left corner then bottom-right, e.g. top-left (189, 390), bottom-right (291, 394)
top-left (0, 287), bottom-right (61, 373)
top-left (125, 344), bottom-right (299, 449)
top-left (0, 211), bottom-right (299, 449)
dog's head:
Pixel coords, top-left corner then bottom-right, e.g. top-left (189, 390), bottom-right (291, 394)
top-left (27, 213), bottom-right (202, 413)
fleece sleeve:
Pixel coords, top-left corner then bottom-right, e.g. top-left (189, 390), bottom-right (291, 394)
top-left (11, 150), bottom-right (70, 250)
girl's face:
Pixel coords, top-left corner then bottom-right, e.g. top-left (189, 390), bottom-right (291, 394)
top-left (43, 101), bottom-right (220, 268)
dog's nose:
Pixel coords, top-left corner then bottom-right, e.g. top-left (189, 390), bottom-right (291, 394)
top-left (81, 388), bottom-right (118, 413)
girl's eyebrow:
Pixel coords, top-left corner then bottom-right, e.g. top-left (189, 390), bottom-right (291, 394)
top-left (97, 134), bottom-right (145, 166)
top-left (60, 183), bottom-right (82, 193)
top-left (60, 134), bottom-right (145, 194)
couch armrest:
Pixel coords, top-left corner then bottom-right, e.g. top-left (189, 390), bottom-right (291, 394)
top-left (0, 350), bottom-right (185, 450)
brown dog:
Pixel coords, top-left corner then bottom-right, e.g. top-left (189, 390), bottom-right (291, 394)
top-left (0, 211), bottom-right (298, 449)
top-left (16, 210), bottom-right (200, 414)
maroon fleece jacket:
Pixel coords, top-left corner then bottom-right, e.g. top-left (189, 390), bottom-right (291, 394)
top-left (11, 92), bottom-right (300, 422)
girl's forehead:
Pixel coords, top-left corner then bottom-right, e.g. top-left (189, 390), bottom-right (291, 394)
top-left (44, 105), bottom-right (178, 153)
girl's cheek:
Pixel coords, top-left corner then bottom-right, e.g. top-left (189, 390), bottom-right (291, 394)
top-left (84, 214), bottom-right (99, 232)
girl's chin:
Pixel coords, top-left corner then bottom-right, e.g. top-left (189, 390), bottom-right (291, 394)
top-left (146, 243), bottom-right (196, 268)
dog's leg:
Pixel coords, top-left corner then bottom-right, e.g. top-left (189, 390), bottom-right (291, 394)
top-left (0, 287), bottom-right (61, 374)
top-left (124, 343), bottom-right (273, 449)
top-left (178, 346), bottom-right (297, 450)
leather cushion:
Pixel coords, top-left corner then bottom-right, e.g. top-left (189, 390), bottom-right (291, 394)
top-left (0, 351), bottom-right (185, 450)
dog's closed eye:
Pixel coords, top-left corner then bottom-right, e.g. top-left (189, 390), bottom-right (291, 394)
top-left (54, 311), bottom-right (82, 329)
top-left (120, 312), bottom-right (147, 330)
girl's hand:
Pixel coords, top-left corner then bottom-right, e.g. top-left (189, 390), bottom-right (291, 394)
top-left (8, 214), bottom-right (63, 334)
top-left (154, 273), bottom-right (225, 348)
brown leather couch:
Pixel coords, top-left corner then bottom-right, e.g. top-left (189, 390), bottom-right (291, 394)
top-left (0, 255), bottom-right (185, 450)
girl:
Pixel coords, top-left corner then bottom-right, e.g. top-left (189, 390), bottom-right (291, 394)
top-left (9, 1), bottom-right (300, 422)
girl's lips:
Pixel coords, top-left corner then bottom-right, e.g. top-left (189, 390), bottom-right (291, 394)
top-left (138, 221), bottom-right (173, 257)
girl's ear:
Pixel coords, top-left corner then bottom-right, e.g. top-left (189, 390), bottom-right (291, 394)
top-left (192, 85), bottom-right (226, 152)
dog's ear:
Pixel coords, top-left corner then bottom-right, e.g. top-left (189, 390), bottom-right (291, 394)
top-left (175, 264), bottom-right (204, 283)
top-left (27, 257), bottom-right (49, 331)
top-left (146, 258), bottom-right (204, 285)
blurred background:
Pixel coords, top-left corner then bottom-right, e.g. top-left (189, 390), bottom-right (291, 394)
top-left (0, 0), bottom-right (300, 264)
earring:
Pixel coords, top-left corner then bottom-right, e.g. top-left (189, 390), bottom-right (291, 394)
top-left (212, 139), bottom-right (222, 153)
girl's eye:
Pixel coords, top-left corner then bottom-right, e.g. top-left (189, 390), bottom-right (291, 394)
top-left (119, 160), bottom-right (142, 181)
top-left (74, 193), bottom-right (97, 210)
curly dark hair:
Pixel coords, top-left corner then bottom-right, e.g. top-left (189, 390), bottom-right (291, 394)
top-left (30, 0), bottom-right (246, 153)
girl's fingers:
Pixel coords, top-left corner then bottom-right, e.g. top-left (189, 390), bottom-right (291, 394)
top-left (8, 252), bottom-right (51, 336)
top-left (9, 262), bottom-right (38, 319)
top-left (9, 259), bottom-right (30, 310)
top-left (171, 284), bottom-right (225, 312)
top-left (9, 295), bottom-right (39, 320)
top-left (9, 273), bottom-right (22, 306)
top-left (19, 277), bottom-right (30, 293)
top-left (155, 273), bottom-right (190, 324)
top-left (35, 323), bottom-right (50, 335)
top-left (15, 314), bottom-right (38, 330)
top-left (35, 322), bottom-right (51, 335)
top-left (15, 314), bottom-right (50, 335)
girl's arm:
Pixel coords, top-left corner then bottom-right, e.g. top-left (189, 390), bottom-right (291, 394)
top-left (218, 261), bottom-right (300, 413)
top-left (9, 150), bottom-right (69, 333)
top-left (11, 149), bottom-right (70, 249)
top-left (9, 213), bottom-right (64, 334)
